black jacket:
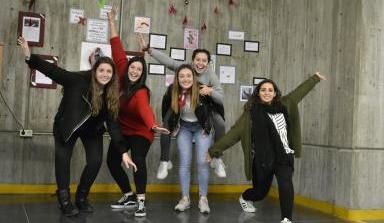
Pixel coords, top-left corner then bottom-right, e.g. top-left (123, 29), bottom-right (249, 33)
top-left (161, 84), bottom-right (223, 134)
top-left (26, 55), bottom-right (125, 152)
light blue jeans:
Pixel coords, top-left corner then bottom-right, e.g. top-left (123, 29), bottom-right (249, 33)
top-left (177, 120), bottom-right (212, 197)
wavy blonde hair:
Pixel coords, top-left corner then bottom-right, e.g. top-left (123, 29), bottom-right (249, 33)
top-left (89, 57), bottom-right (120, 120)
top-left (171, 64), bottom-right (199, 114)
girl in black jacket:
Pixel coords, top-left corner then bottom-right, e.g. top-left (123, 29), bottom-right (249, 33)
top-left (18, 37), bottom-right (135, 217)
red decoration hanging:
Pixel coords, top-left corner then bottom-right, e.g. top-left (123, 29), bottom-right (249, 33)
top-left (78, 16), bottom-right (87, 26)
top-left (28, 0), bottom-right (36, 10)
top-left (229, 0), bottom-right (236, 6)
top-left (201, 22), bottom-right (207, 32)
top-left (182, 16), bottom-right (188, 27)
top-left (214, 6), bottom-right (219, 15)
top-left (168, 1), bottom-right (177, 15)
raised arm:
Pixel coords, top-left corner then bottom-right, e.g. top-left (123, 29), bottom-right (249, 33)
top-left (138, 34), bottom-right (183, 71)
top-left (283, 72), bottom-right (325, 104)
top-left (18, 37), bottom-right (79, 86)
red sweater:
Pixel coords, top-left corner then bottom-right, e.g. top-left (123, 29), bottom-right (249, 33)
top-left (110, 36), bottom-right (157, 143)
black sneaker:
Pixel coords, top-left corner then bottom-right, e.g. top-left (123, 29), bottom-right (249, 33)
top-left (110, 193), bottom-right (137, 209)
top-left (134, 199), bottom-right (146, 217)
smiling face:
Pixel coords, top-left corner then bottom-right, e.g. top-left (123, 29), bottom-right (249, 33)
top-left (258, 82), bottom-right (277, 104)
top-left (192, 52), bottom-right (209, 74)
top-left (95, 63), bottom-right (113, 86)
top-left (178, 67), bottom-right (194, 90)
top-left (127, 61), bottom-right (143, 83)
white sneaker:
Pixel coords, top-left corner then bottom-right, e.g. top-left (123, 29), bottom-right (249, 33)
top-left (280, 218), bottom-right (292, 223)
top-left (239, 196), bottom-right (256, 213)
top-left (174, 196), bottom-right (190, 212)
top-left (210, 158), bottom-right (227, 178)
top-left (198, 196), bottom-right (210, 214)
top-left (156, 161), bottom-right (173, 180)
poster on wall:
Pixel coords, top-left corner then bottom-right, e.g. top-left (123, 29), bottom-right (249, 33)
top-left (134, 16), bottom-right (151, 33)
top-left (69, 8), bottom-right (85, 24)
top-left (149, 33), bottom-right (167, 50)
top-left (183, 28), bottom-right (199, 50)
top-left (80, 42), bottom-right (111, 70)
top-left (240, 85), bottom-right (254, 102)
top-left (30, 55), bottom-right (57, 89)
top-left (17, 11), bottom-right (45, 47)
top-left (86, 19), bottom-right (108, 43)
top-left (228, 30), bottom-right (245, 40)
top-left (219, 66), bottom-right (236, 84)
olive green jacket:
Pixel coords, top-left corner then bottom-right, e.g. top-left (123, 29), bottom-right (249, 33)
top-left (208, 75), bottom-right (321, 180)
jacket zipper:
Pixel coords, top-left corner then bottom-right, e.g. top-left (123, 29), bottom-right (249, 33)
top-left (64, 95), bottom-right (92, 142)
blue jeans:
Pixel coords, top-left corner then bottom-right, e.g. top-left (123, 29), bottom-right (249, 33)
top-left (177, 120), bottom-right (212, 197)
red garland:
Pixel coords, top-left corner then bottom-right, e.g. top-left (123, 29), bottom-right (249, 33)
top-left (214, 6), bottom-right (219, 15)
top-left (182, 16), bottom-right (188, 27)
top-left (168, 4), bottom-right (177, 15)
top-left (201, 22), bottom-right (207, 32)
top-left (78, 16), bottom-right (87, 25)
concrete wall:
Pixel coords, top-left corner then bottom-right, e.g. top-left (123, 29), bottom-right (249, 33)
top-left (0, 0), bottom-right (383, 210)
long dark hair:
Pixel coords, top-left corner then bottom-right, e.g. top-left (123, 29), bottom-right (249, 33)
top-left (244, 79), bottom-right (282, 111)
top-left (89, 57), bottom-right (119, 120)
top-left (121, 56), bottom-right (149, 100)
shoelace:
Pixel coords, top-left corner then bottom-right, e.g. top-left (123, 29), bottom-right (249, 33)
top-left (118, 194), bottom-right (129, 203)
top-left (138, 200), bottom-right (145, 210)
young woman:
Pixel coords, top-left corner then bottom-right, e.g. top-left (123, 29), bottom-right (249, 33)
top-left (138, 35), bottom-right (227, 179)
top-left (18, 37), bottom-right (134, 217)
top-left (107, 8), bottom-right (169, 217)
top-left (164, 64), bottom-right (215, 214)
top-left (208, 73), bottom-right (326, 223)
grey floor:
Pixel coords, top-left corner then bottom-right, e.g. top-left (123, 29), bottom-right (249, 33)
top-left (0, 193), bottom-right (370, 223)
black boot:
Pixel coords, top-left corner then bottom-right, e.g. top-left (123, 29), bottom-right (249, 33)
top-left (75, 187), bottom-right (94, 213)
top-left (56, 189), bottom-right (79, 217)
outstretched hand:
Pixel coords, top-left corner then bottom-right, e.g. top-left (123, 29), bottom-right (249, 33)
top-left (137, 33), bottom-right (149, 52)
top-left (107, 4), bottom-right (117, 22)
top-left (17, 37), bottom-right (31, 58)
top-left (152, 126), bottom-right (170, 135)
top-left (122, 152), bottom-right (137, 172)
top-left (314, 72), bottom-right (326, 81)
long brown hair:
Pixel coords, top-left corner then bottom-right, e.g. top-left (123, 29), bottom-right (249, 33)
top-left (171, 64), bottom-right (199, 114)
top-left (89, 57), bottom-right (119, 120)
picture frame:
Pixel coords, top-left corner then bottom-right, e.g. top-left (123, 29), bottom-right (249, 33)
top-left (149, 33), bottom-right (167, 50)
top-left (134, 16), bottom-right (151, 34)
top-left (228, 30), bottom-right (245, 40)
top-left (170, 47), bottom-right (186, 61)
top-left (126, 51), bottom-right (144, 60)
top-left (253, 77), bottom-right (266, 85)
top-left (216, 43), bottom-right (232, 56)
top-left (30, 55), bottom-right (58, 89)
top-left (17, 11), bottom-right (45, 47)
top-left (148, 63), bottom-right (165, 75)
top-left (244, 40), bottom-right (260, 53)
top-left (240, 85), bottom-right (254, 102)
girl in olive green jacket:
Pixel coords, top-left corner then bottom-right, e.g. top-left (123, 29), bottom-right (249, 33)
top-left (208, 73), bottom-right (325, 223)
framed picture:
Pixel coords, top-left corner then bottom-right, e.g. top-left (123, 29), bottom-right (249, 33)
top-left (17, 11), bottom-right (45, 47)
top-left (134, 16), bottom-right (151, 33)
top-left (228, 30), bottom-right (245, 40)
top-left (30, 55), bottom-right (57, 89)
top-left (216, 43), bottom-right (232, 56)
top-left (126, 51), bottom-right (144, 60)
top-left (244, 40), bottom-right (260, 52)
top-left (253, 77), bottom-right (266, 85)
top-left (183, 28), bottom-right (199, 49)
top-left (240, 85), bottom-right (254, 102)
top-left (170, 47), bottom-right (186, 61)
top-left (148, 63), bottom-right (165, 75)
top-left (149, 33), bottom-right (167, 50)
top-left (219, 66), bottom-right (236, 84)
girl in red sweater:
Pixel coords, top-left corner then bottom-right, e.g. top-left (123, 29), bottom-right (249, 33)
top-left (107, 7), bottom-right (169, 217)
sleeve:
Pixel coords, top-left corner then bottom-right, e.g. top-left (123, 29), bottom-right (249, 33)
top-left (106, 118), bottom-right (127, 155)
top-left (206, 67), bottom-right (224, 105)
top-left (161, 85), bottom-right (173, 119)
top-left (110, 37), bottom-right (128, 81)
top-left (283, 75), bottom-right (321, 104)
top-left (26, 54), bottom-right (79, 86)
top-left (208, 111), bottom-right (246, 157)
top-left (135, 88), bottom-right (157, 129)
top-left (151, 49), bottom-right (183, 71)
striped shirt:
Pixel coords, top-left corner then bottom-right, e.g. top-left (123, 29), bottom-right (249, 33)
top-left (268, 113), bottom-right (295, 154)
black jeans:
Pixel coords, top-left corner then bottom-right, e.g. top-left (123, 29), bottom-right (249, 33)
top-left (160, 112), bottom-right (225, 161)
top-left (107, 135), bottom-right (150, 194)
top-left (54, 131), bottom-right (103, 191)
top-left (242, 158), bottom-right (294, 220)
